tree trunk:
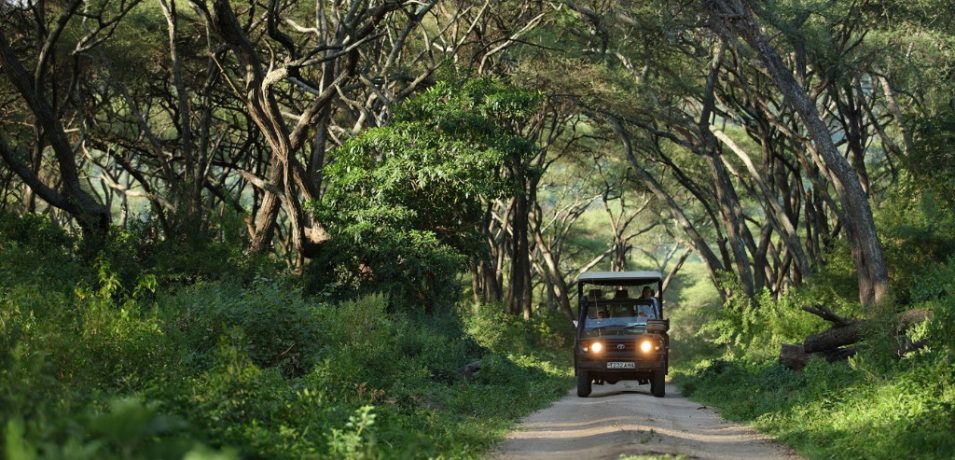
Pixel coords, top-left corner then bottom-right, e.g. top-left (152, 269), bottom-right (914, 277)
top-left (532, 219), bottom-right (575, 320)
top-left (248, 156), bottom-right (284, 254)
top-left (780, 344), bottom-right (811, 371)
top-left (0, 29), bottom-right (110, 243)
top-left (803, 322), bottom-right (862, 353)
top-left (713, 128), bottom-right (812, 280)
top-left (609, 118), bottom-right (726, 293)
top-left (707, 0), bottom-right (889, 308)
top-left (698, 44), bottom-right (754, 296)
top-left (507, 172), bottom-right (532, 317)
top-left (661, 248), bottom-right (692, 294)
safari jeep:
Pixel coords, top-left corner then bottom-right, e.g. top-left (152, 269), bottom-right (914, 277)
top-left (574, 271), bottom-right (669, 397)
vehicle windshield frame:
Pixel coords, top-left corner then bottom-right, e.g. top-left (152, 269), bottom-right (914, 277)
top-left (574, 271), bottom-right (664, 338)
top-left (579, 299), bottom-right (656, 337)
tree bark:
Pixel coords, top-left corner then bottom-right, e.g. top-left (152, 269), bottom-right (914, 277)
top-left (0, 29), bottom-right (109, 242)
top-left (698, 44), bottom-right (754, 296)
top-left (780, 344), bottom-right (811, 371)
top-left (713, 128), bottom-right (812, 280)
top-left (803, 322), bottom-right (862, 353)
top-left (507, 163), bottom-right (532, 318)
top-left (706, 0), bottom-right (889, 308)
top-left (532, 214), bottom-right (575, 320)
top-left (609, 117), bottom-right (726, 292)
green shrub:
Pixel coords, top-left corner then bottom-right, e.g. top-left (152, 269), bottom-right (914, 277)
top-left (693, 283), bottom-right (853, 361)
top-left (877, 187), bottom-right (955, 303)
top-left (306, 79), bottom-right (541, 313)
top-left (674, 253), bottom-right (955, 459)
top-left (0, 215), bottom-right (573, 459)
top-left (162, 280), bottom-right (322, 377)
top-left (306, 229), bottom-right (465, 312)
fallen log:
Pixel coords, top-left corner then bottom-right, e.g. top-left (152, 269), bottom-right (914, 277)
top-left (780, 344), bottom-right (857, 371)
top-left (780, 305), bottom-right (933, 370)
top-left (803, 321), bottom-right (863, 353)
top-left (897, 337), bottom-right (930, 358)
top-left (780, 344), bottom-right (811, 371)
top-left (817, 347), bottom-right (857, 362)
top-left (898, 308), bottom-right (933, 331)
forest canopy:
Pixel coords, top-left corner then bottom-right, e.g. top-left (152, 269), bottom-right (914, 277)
top-left (2, 0), bottom-right (955, 458)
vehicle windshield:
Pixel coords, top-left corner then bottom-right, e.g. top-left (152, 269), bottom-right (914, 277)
top-left (581, 303), bottom-right (656, 337)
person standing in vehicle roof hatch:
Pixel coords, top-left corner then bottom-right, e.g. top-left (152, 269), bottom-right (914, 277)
top-left (641, 286), bottom-right (661, 318)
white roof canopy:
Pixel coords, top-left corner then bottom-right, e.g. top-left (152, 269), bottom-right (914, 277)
top-left (577, 271), bottom-right (663, 286)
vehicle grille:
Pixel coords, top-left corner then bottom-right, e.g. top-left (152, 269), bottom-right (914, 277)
top-left (607, 341), bottom-right (636, 351)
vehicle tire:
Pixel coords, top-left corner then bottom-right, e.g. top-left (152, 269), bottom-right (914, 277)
top-left (650, 369), bottom-right (665, 397)
top-left (576, 371), bottom-right (592, 397)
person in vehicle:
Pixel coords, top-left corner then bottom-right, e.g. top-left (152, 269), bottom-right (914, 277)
top-left (641, 286), bottom-right (661, 317)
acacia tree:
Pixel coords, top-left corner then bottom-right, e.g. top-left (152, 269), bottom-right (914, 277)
top-left (704, 0), bottom-right (889, 308)
top-left (185, 0), bottom-right (494, 267)
top-left (537, 0), bottom-right (904, 308)
top-left (0, 1), bottom-right (145, 243)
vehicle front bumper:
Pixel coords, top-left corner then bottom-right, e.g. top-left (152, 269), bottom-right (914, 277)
top-left (575, 351), bottom-right (666, 372)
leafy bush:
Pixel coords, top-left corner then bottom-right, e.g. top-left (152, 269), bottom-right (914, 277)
top-left (0, 225), bottom-right (572, 459)
top-left (692, 281), bottom-right (854, 361)
top-left (674, 352), bottom-right (955, 459)
top-left (162, 280), bottom-right (322, 377)
top-left (307, 79), bottom-right (541, 312)
top-left (908, 104), bottom-right (955, 208)
top-left (674, 241), bottom-right (955, 459)
top-left (306, 229), bottom-right (465, 311)
top-left (876, 186), bottom-right (955, 303)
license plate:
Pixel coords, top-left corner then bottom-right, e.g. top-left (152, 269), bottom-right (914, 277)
top-left (607, 361), bottom-right (635, 369)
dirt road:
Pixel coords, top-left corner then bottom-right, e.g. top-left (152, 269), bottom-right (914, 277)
top-left (491, 382), bottom-right (800, 460)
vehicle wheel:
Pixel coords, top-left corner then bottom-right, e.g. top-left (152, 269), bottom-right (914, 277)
top-left (650, 369), bottom-right (666, 397)
top-left (576, 371), bottom-right (592, 397)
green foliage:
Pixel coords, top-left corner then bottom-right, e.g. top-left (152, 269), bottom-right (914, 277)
top-left (162, 280), bottom-right (322, 377)
top-left (0, 222), bottom-right (572, 459)
top-left (916, 257), bottom-right (955, 356)
top-left (3, 398), bottom-right (237, 460)
top-left (327, 406), bottom-right (377, 459)
top-left (100, 220), bottom-right (275, 287)
top-left (673, 216), bottom-right (955, 459)
top-left (0, 211), bottom-right (83, 293)
top-left (691, 277), bottom-right (854, 361)
top-left (876, 184), bottom-right (955, 303)
top-left (307, 229), bottom-right (465, 312)
top-left (309, 79), bottom-right (541, 310)
top-left (465, 303), bottom-right (574, 356)
top-left (909, 109), bottom-right (955, 204)
top-left (674, 352), bottom-right (955, 459)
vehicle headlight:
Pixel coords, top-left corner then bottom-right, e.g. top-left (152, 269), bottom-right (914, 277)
top-left (591, 342), bottom-right (603, 353)
top-left (640, 340), bottom-right (653, 353)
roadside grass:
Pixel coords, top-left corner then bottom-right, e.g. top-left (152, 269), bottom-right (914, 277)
top-left (668, 256), bottom-right (955, 460)
top-left (672, 353), bottom-right (955, 460)
top-left (665, 190), bottom-right (955, 460)
top-left (0, 222), bottom-right (574, 459)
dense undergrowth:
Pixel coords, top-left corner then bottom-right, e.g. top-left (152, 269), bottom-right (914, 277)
top-left (671, 189), bottom-right (955, 460)
top-left (0, 214), bottom-right (574, 459)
